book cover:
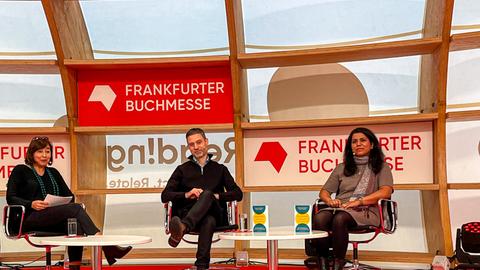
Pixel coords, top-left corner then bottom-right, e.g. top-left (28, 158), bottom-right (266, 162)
top-left (294, 205), bottom-right (311, 233)
top-left (252, 205), bottom-right (269, 232)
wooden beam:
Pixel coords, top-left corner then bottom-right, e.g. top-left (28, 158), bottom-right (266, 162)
top-left (447, 110), bottom-right (480, 121)
top-left (64, 56), bottom-right (230, 70)
top-left (42, 0), bottom-right (95, 207)
top-left (246, 249), bottom-right (436, 264)
top-left (448, 183), bottom-right (480, 189)
top-left (42, 0), bottom-right (94, 118)
top-left (450, 31), bottom-right (480, 51)
top-left (41, 0), bottom-right (93, 61)
top-left (76, 135), bottom-right (107, 230)
top-left (74, 123), bottom-right (233, 135)
top-left (241, 113), bottom-right (438, 130)
top-left (238, 38), bottom-right (441, 68)
top-left (74, 188), bottom-right (163, 195)
top-left (0, 127), bottom-right (67, 135)
top-left (225, 0), bottom-right (251, 253)
top-left (0, 251), bottom-right (64, 263)
top-left (419, 0), bottom-right (455, 256)
top-left (243, 184), bottom-right (439, 192)
top-left (0, 60), bottom-right (59, 74)
top-left (0, 248), bottom-right (435, 264)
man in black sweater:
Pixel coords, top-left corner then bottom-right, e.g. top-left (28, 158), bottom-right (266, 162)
top-left (161, 128), bottom-right (243, 270)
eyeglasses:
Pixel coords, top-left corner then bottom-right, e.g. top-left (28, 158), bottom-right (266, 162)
top-left (32, 136), bottom-right (49, 141)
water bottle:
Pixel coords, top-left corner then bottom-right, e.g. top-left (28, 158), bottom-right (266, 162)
top-left (240, 213), bottom-right (248, 231)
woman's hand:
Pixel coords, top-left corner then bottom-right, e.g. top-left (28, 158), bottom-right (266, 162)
top-left (327, 198), bottom-right (342, 208)
top-left (342, 199), bottom-right (362, 209)
top-left (31, 200), bottom-right (49, 211)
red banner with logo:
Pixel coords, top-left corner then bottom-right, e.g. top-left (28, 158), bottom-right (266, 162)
top-left (77, 65), bottom-right (233, 126)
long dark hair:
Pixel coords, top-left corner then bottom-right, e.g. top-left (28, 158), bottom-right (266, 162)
top-left (25, 136), bottom-right (53, 166)
top-left (343, 127), bottom-right (384, 176)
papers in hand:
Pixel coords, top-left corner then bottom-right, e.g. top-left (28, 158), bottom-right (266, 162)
top-left (45, 194), bottom-right (72, 207)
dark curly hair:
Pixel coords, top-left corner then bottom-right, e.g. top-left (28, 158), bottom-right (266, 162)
top-left (25, 136), bottom-right (53, 166)
top-left (343, 127), bottom-right (385, 177)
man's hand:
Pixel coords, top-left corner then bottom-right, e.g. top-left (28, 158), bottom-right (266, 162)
top-left (31, 200), bottom-right (49, 211)
top-left (185, 188), bottom-right (203, 199)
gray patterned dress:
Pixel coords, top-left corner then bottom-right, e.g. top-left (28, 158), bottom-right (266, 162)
top-left (320, 162), bottom-right (393, 226)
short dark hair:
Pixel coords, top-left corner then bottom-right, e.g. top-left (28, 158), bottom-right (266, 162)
top-left (185, 128), bottom-right (207, 140)
top-left (343, 127), bottom-right (385, 176)
top-left (25, 136), bottom-right (53, 166)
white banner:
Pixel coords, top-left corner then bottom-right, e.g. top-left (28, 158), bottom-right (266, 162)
top-left (446, 120), bottom-right (480, 183)
top-left (0, 135), bottom-right (70, 190)
top-left (244, 122), bottom-right (433, 186)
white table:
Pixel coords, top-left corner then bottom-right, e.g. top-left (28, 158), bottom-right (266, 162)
top-left (219, 227), bottom-right (328, 270)
top-left (37, 235), bottom-right (151, 270)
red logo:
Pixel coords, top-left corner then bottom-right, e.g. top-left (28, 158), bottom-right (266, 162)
top-left (254, 142), bottom-right (287, 173)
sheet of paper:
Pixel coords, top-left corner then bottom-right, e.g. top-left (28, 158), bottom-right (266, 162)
top-left (45, 194), bottom-right (72, 207)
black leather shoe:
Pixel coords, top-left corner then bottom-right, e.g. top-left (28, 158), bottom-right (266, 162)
top-left (103, 245), bottom-right (132, 265)
top-left (304, 256), bottom-right (329, 270)
top-left (333, 258), bottom-right (345, 270)
top-left (169, 216), bottom-right (187, 247)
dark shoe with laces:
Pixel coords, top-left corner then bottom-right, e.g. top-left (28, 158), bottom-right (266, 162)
top-left (333, 258), bottom-right (346, 270)
top-left (304, 256), bottom-right (319, 270)
top-left (304, 256), bottom-right (329, 270)
top-left (168, 216), bottom-right (187, 248)
top-left (102, 245), bottom-right (132, 266)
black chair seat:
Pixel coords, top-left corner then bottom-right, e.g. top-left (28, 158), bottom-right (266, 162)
top-left (27, 231), bottom-right (66, 237)
top-left (349, 225), bottom-right (377, 234)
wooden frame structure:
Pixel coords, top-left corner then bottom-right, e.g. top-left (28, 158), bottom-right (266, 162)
top-left (1, 0), bottom-right (480, 264)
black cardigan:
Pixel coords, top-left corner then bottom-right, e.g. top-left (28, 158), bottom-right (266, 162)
top-left (6, 164), bottom-right (74, 212)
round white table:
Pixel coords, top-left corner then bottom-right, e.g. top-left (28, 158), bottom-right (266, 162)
top-left (219, 227), bottom-right (328, 270)
top-left (37, 235), bottom-right (151, 270)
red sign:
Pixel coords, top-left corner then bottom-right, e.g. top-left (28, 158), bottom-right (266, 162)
top-left (77, 65), bottom-right (233, 126)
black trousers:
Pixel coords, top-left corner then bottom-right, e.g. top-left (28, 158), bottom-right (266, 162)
top-left (178, 190), bottom-right (221, 268)
top-left (24, 203), bottom-right (100, 262)
top-left (308, 210), bottom-right (357, 259)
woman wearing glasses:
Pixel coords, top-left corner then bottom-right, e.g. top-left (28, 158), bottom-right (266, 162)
top-left (6, 136), bottom-right (131, 268)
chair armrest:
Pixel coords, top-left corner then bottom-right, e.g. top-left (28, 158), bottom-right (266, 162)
top-left (378, 199), bottom-right (398, 234)
top-left (313, 198), bottom-right (328, 214)
top-left (3, 205), bottom-right (26, 239)
top-left (164, 202), bottom-right (172, 234)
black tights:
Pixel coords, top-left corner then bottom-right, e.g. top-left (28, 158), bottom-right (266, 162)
top-left (311, 210), bottom-right (357, 259)
top-left (24, 203), bottom-right (100, 262)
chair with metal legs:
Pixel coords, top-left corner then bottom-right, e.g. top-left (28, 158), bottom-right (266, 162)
top-left (164, 201), bottom-right (240, 269)
top-left (309, 199), bottom-right (398, 270)
top-left (3, 205), bottom-right (64, 270)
